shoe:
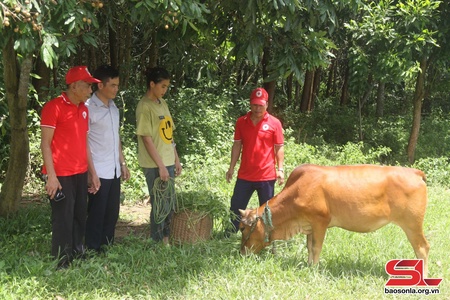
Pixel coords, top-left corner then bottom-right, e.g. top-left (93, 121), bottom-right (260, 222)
top-left (222, 230), bottom-right (234, 239)
top-left (56, 259), bottom-right (70, 270)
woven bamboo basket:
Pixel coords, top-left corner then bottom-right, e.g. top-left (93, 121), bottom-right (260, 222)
top-left (170, 210), bottom-right (213, 245)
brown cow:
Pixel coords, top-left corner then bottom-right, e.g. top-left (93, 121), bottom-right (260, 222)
top-left (239, 164), bottom-right (430, 276)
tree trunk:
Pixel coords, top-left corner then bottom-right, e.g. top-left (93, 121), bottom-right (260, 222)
top-left (264, 81), bottom-right (276, 113)
top-left (32, 55), bottom-right (51, 109)
top-left (109, 23), bottom-right (118, 69)
top-left (407, 57), bottom-right (427, 164)
top-left (300, 69), bottom-right (314, 112)
top-left (286, 74), bottom-right (293, 104)
top-left (120, 22), bottom-right (133, 88)
top-left (148, 30), bottom-right (158, 69)
top-left (358, 74), bottom-right (374, 140)
top-left (340, 62), bottom-right (350, 106)
top-left (261, 45), bottom-right (276, 113)
top-left (376, 80), bottom-right (385, 118)
top-left (294, 81), bottom-right (301, 109)
top-left (326, 57), bottom-right (336, 98)
top-left (0, 38), bottom-right (31, 217)
top-left (311, 68), bottom-right (321, 111)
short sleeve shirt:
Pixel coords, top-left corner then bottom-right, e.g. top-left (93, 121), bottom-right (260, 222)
top-left (40, 92), bottom-right (89, 176)
top-left (136, 96), bottom-right (175, 168)
top-left (86, 93), bottom-right (121, 179)
top-left (234, 111), bottom-right (284, 181)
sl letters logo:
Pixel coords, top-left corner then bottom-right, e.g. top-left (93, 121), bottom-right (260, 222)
top-left (385, 259), bottom-right (442, 287)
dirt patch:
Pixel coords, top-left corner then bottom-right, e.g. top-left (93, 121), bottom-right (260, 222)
top-left (19, 196), bottom-right (152, 241)
top-left (116, 203), bottom-right (150, 239)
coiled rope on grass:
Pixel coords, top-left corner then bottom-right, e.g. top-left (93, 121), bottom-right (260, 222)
top-left (152, 177), bottom-right (177, 224)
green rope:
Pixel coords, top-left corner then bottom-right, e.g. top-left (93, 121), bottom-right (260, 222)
top-left (263, 201), bottom-right (273, 228)
top-left (262, 201), bottom-right (274, 242)
top-left (152, 178), bottom-right (176, 224)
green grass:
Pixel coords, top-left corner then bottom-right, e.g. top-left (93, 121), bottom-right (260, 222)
top-left (1, 185), bottom-right (448, 299)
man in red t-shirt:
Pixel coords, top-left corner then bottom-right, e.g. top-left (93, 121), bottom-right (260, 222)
top-left (40, 66), bottom-right (100, 269)
top-left (226, 87), bottom-right (285, 234)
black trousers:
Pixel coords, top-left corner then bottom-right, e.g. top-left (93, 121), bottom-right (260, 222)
top-left (50, 172), bottom-right (88, 264)
top-left (229, 178), bottom-right (276, 232)
top-left (85, 175), bottom-right (121, 251)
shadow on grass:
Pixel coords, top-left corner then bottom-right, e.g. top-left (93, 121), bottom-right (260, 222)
top-left (248, 235), bottom-right (388, 278)
top-left (0, 203), bottom-right (394, 298)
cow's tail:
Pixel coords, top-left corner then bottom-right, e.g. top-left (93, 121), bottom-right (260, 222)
top-left (415, 168), bottom-right (427, 183)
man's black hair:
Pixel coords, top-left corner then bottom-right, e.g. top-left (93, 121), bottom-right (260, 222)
top-left (93, 65), bottom-right (119, 83)
top-left (145, 67), bottom-right (170, 89)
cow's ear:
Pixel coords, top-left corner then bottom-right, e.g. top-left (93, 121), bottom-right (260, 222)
top-left (240, 209), bottom-right (257, 226)
top-left (239, 209), bottom-right (252, 226)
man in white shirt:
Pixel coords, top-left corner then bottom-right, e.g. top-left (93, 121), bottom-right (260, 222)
top-left (85, 65), bottom-right (130, 253)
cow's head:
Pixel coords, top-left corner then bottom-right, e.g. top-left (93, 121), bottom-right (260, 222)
top-left (239, 208), bottom-right (270, 255)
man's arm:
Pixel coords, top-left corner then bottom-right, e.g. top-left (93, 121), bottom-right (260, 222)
top-left (226, 140), bottom-right (242, 183)
top-left (173, 143), bottom-right (182, 176)
top-left (140, 135), bottom-right (170, 181)
top-left (118, 140), bottom-right (130, 181)
top-left (40, 127), bottom-right (61, 199)
top-left (274, 144), bottom-right (285, 185)
top-left (87, 135), bottom-right (100, 193)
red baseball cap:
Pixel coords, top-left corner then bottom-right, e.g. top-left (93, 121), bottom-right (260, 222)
top-left (65, 66), bottom-right (101, 84)
top-left (250, 88), bottom-right (268, 106)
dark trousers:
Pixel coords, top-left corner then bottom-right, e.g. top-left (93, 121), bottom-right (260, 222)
top-left (143, 166), bottom-right (175, 242)
top-left (50, 172), bottom-right (88, 265)
top-left (229, 178), bottom-right (276, 232)
top-left (85, 175), bottom-right (121, 251)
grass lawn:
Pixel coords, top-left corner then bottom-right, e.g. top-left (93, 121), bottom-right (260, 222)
top-left (0, 186), bottom-right (448, 299)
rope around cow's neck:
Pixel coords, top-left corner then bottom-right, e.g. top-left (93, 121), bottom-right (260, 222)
top-left (152, 177), bottom-right (176, 224)
top-left (262, 200), bottom-right (274, 242)
top-left (241, 200), bottom-right (274, 248)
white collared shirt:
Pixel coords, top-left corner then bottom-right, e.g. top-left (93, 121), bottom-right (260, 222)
top-left (86, 93), bottom-right (121, 179)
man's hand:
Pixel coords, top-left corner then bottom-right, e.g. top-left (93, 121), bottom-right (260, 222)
top-left (226, 168), bottom-right (234, 183)
top-left (88, 173), bottom-right (101, 194)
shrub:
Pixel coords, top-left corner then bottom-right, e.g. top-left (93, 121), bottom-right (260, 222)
top-left (169, 84), bottom-right (237, 160)
top-left (412, 157), bottom-right (450, 187)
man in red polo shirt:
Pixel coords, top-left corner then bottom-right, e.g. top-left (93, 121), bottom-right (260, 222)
top-left (40, 66), bottom-right (100, 269)
top-left (226, 87), bottom-right (285, 235)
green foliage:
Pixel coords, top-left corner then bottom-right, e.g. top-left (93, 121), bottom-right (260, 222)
top-left (362, 117), bottom-right (411, 163)
top-left (120, 124), bottom-right (149, 204)
top-left (218, 0), bottom-right (339, 82)
top-left (416, 110), bottom-right (450, 158)
top-left (175, 151), bottom-right (232, 231)
top-left (413, 157), bottom-right (450, 187)
top-left (282, 99), bottom-right (360, 145)
top-left (0, 0), bottom-right (101, 67)
top-left (0, 88), bottom-right (8, 181)
top-left (283, 132), bottom-right (392, 172)
top-left (170, 83), bottom-right (236, 160)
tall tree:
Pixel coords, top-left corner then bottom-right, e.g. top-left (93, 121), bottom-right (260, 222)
top-left (0, 0), bottom-right (211, 216)
top-left (1, 37), bottom-right (31, 216)
top-left (346, 0), bottom-right (441, 161)
top-left (206, 0), bottom-right (339, 111)
top-left (0, 0), bottom-right (101, 216)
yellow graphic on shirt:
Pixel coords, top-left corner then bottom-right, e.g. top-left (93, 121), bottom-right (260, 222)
top-left (159, 116), bottom-right (173, 144)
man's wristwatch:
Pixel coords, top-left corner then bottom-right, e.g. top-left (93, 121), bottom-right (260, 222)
top-left (278, 168), bottom-right (284, 172)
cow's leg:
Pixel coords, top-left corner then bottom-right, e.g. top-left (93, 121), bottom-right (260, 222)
top-left (401, 226), bottom-right (430, 278)
top-left (271, 243), bottom-right (277, 255)
top-left (307, 225), bottom-right (328, 265)
top-left (306, 234), bottom-right (313, 263)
